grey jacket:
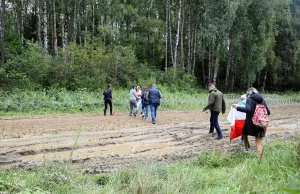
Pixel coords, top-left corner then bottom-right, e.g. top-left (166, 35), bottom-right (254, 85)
top-left (129, 89), bottom-right (138, 101)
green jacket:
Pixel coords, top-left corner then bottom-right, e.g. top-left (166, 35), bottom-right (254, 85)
top-left (203, 88), bottom-right (226, 113)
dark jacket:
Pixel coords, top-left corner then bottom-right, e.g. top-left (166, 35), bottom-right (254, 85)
top-left (103, 89), bottom-right (112, 101)
top-left (142, 89), bottom-right (150, 105)
top-left (237, 93), bottom-right (270, 137)
top-left (203, 88), bottom-right (226, 113)
top-left (148, 88), bottom-right (162, 105)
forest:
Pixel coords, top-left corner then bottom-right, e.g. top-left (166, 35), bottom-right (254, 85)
top-left (0, 0), bottom-right (300, 92)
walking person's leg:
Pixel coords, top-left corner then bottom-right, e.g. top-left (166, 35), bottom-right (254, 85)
top-left (150, 104), bottom-right (156, 124)
top-left (213, 111), bottom-right (223, 139)
top-left (145, 104), bottom-right (149, 119)
top-left (256, 137), bottom-right (263, 163)
top-left (133, 101), bottom-right (137, 116)
top-left (104, 100), bottom-right (108, 116)
top-left (129, 101), bottom-right (133, 116)
top-left (209, 112), bottom-right (215, 133)
top-left (108, 100), bottom-right (113, 115)
top-left (243, 134), bottom-right (251, 152)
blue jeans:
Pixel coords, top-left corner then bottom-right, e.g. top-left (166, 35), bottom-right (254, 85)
top-left (142, 104), bottom-right (149, 119)
top-left (210, 111), bottom-right (223, 138)
top-left (150, 104), bottom-right (159, 123)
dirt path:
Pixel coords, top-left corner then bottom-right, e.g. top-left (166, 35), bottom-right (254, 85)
top-left (0, 105), bottom-right (299, 172)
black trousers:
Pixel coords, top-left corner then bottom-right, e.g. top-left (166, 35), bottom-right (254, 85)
top-left (104, 100), bottom-right (112, 115)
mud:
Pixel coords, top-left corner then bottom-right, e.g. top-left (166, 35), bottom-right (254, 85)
top-left (0, 105), bottom-right (299, 173)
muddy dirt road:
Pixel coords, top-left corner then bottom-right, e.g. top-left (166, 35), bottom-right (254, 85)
top-left (0, 105), bottom-right (299, 173)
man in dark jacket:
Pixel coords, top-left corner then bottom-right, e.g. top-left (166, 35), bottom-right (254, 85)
top-left (148, 84), bottom-right (162, 124)
top-left (201, 83), bottom-right (226, 140)
top-left (103, 84), bottom-right (113, 116)
top-left (232, 87), bottom-right (270, 161)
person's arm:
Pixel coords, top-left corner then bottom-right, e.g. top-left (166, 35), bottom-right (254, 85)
top-left (236, 99), bottom-right (252, 113)
top-left (159, 91), bottom-right (162, 98)
top-left (110, 90), bottom-right (113, 100)
top-left (222, 96), bottom-right (226, 114)
top-left (134, 90), bottom-right (138, 99)
top-left (263, 100), bottom-right (270, 115)
top-left (202, 93), bottom-right (215, 111)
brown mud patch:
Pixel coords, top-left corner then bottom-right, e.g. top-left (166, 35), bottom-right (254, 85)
top-left (0, 104), bottom-right (299, 173)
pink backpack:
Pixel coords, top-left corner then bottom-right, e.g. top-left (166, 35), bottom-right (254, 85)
top-left (252, 104), bottom-right (269, 128)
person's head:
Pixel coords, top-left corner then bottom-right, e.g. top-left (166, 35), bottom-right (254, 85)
top-left (240, 94), bottom-right (247, 101)
top-left (131, 85), bottom-right (136, 90)
top-left (152, 84), bottom-right (157, 88)
top-left (142, 86), bottom-right (147, 90)
top-left (107, 84), bottom-right (112, 89)
top-left (246, 87), bottom-right (259, 97)
top-left (136, 86), bottom-right (140, 91)
top-left (208, 83), bottom-right (215, 90)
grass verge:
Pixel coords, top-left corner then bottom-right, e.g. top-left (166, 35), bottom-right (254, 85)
top-left (0, 141), bottom-right (299, 194)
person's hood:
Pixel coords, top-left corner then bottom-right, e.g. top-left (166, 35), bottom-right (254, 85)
top-left (249, 93), bottom-right (263, 103)
top-left (209, 87), bottom-right (217, 93)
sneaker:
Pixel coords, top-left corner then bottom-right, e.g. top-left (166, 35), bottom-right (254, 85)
top-left (133, 113), bottom-right (137, 116)
top-left (142, 114), bottom-right (145, 118)
top-left (208, 131), bottom-right (213, 134)
top-left (152, 122), bottom-right (156, 124)
top-left (239, 139), bottom-right (244, 145)
top-left (216, 136), bottom-right (223, 140)
top-left (243, 148), bottom-right (252, 153)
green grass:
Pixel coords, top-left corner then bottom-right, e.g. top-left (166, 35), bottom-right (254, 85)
top-left (1, 89), bottom-right (300, 116)
top-left (0, 142), bottom-right (299, 194)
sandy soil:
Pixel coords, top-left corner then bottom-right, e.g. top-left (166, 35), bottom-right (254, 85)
top-left (0, 104), bottom-right (299, 173)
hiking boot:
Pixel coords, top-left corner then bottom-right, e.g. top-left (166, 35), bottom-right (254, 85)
top-left (133, 113), bottom-right (137, 116)
top-left (216, 136), bottom-right (223, 140)
top-left (152, 122), bottom-right (156, 124)
top-left (243, 148), bottom-right (252, 153)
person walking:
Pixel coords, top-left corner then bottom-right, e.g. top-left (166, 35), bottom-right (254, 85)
top-left (201, 83), bottom-right (226, 140)
top-left (238, 94), bottom-right (247, 145)
top-left (232, 87), bottom-right (270, 161)
top-left (103, 84), bottom-right (113, 116)
top-left (129, 85), bottom-right (138, 116)
top-left (136, 86), bottom-right (142, 114)
top-left (148, 84), bottom-right (162, 124)
top-left (141, 86), bottom-right (150, 120)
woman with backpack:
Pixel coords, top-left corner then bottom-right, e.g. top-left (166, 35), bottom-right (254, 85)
top-left (232, 87), bottom-right (270, 162)
top-left (141, 86), bottom-right (150, 120)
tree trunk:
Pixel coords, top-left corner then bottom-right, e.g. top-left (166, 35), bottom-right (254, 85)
top-left (52, 0), bottom-right (57, 57)
top-left (201, 37), bottom-right (205, 86)
top-left (208, 41), bottom-right (212, 83)
top-left (21, 0), bottom-right (25, 46)
top-left (165, 0), bottom-right (168, 72)
top-left (168, 0), bottom-right (174, 65)
top-left (261, 69), bottom-right (268, 92)
top-left (43, 0), bottom-right (48, 51)
top-left (92, 2), bottom-right (95, 42)
top-left (35, 0), bottom-right (42, 49)
top-left (173, 0), bottom-right (182, 71)
top-left (192, 24), bottom-right (197, 75)
top-left (213, 43), bottom-right (220, 85)
top-left (225, 38), bottom-right (231, 92)
top-left (73, 4), bottom-right (77, 42)
top-left (180, 1), bottom-right (185, 70)
top-left (63, 12), bottom-right (69, 63)
top-left (0, 0), bottom-right (4, 65)
top-left (187, 3), bottom-right (191, 73)
top-left (85, 4), bottom-right (88, 45)
top-left (12, 0), bottom-right (20, 44)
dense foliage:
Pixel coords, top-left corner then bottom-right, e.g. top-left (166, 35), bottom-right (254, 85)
top-left (0, 0), bottom-right (300, 91)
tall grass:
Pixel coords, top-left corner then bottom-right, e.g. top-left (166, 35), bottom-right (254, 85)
top-left (0, 142), bottom-right (298, 194)
top-left (1, 90), bottom-right (300, 116)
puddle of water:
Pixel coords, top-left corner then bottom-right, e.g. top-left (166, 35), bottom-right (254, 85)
top-left (20, 138), bottom-right (175, 161)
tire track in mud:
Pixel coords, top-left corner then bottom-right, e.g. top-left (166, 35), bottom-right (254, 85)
top-left (0, 116), bottom-right (298, 173)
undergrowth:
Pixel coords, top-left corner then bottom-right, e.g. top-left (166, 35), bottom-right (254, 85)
top-left (0, 141), bottom-right (299, 194)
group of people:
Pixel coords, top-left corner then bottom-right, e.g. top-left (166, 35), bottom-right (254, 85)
top-left (103, 82), bottom-right (270, 161)
top-left (103, 84), bottom-right (162, 124)
top-left (201, 83), bottom-right (270, 161)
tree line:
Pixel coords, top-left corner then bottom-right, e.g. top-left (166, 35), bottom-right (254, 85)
top-left (0, 0), bottom-right (300, 92)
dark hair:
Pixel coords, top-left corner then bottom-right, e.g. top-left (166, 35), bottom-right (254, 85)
top-left (107, 84), bottom-right (112, 88)
top-left (131, 85), bottom-right (135, 89)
